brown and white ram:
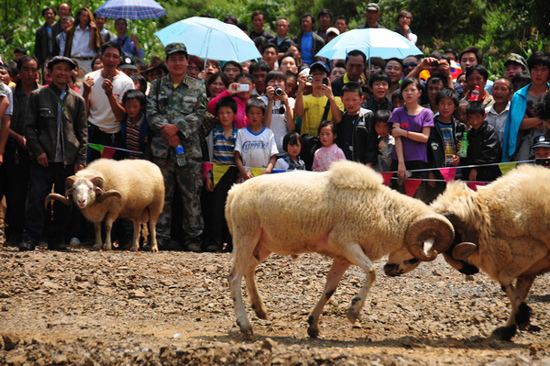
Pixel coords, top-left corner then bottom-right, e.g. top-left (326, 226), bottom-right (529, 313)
top-left (225, 160), bottom-right (454, 338)
top-left (46, 159), bottom-right (164, 252)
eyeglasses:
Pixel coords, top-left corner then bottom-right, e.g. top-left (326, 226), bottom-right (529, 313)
top-left (403, 62), bottom-right (418, 68)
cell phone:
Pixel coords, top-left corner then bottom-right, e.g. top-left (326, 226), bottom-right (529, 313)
top-left (535, 158), bottom-right (550, 167)
top-left (236, 84), bottom-right (250, 92)
top-left (322, 78), bottom-right (329, 85)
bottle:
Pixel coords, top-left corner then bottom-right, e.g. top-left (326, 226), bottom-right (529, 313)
top-left (444, 142), bottom-right (454, 166)
top-left (458, 132), bottom-right (468, 158)
top-left (470, 85), bottom-right (480, 102)
top-left (175, 143), bottom-right (186, 167)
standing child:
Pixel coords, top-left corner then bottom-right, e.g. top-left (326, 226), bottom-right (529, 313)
top-left (121, 89), bottom-right (149, 159)
top-left (208, 73), bottom-right (255, 129)
top-left (235, 98), bottom-right (278, 180)
top-left (204, 96), bottom-right (239, 252)
top-left (390, 77), bottom-right (434, 191)
top-left (312, 120), bottom-right (346, 171)
top-left (274, 131), bottom-right (306, 171)
top-left (462, 101), bottom-right (501, 182)
top-left (373, 110), bottom-right (395, 172)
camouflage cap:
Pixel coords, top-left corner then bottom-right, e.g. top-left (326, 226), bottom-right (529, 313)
top-left (165, 43), bottom-right (188, 57)
top-left (504, 53), bottom-right (527, 70)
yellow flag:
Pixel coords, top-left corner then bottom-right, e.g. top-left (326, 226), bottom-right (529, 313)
top-left (499, 162), bottom-right (517, 176)
top-left (212, 164), bottom-right (231, 187)
top-left (249, 168), bottom-right (266, 177)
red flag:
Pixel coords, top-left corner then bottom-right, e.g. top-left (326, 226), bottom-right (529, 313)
top-left (404, 179), bottom-right (422, 197)
top-left (381, 172), bottom-right (393, 186)
top-left (202, 162), bottom-right (213, 180)
top-left (439, 167), bottom-right (457, 183)
top-left (467, 181), bottom-right (487, 191)
top-left (101, 146), bottom-right (116, 159)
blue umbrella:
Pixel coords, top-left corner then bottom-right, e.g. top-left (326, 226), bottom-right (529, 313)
top-left (316, 28), bottom-right (423, 60)
top-left (95, 0), bottom-right (167, 20)
top-left (155, 17), bottom-right (261, 62)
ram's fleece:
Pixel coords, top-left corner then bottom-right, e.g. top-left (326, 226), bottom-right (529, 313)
top-left (226, 160), bottom-right (454, 338)
top-left (46, 159), bottom-right (164, 252)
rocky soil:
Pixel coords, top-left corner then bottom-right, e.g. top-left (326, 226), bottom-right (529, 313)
top-left (1, 244), bottom-right (550, 365)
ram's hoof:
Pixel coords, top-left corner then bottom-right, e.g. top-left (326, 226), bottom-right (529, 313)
top-left (307, 326), bottom-right (319, 338)
top-left (92, 243), bottom-right (102, 251)
top-left (490, 325), bottom-right (517, 341)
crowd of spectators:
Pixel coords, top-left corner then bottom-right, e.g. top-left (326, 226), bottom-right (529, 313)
top-left (0, 3), bottom-right (549, 253)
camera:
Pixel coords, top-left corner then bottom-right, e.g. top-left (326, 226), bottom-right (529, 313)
top-left (236, 84), bottom-right (250, 92)
top-left (307, 75), bottom-right (313, 83)
top-left (322, 78), bottom-right (329, 85)
top-left (274, 87), bottom-right (284, 96)
top-left (430, 61), bottom-right (439, 67)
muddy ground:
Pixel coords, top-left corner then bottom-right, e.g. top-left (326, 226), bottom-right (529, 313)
top-left (1, 244), bottom-right (549, 365)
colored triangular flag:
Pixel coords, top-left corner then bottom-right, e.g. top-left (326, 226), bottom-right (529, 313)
top-left (404, 179), bottom-right (422, 197)
top-left (381, 172), bottom-right (394, 186)
top-left (101, 146), bottom-right (116, 159)
top-left (88, 143), bottom-right (105, 154)
top-left (249, 168), bottom-right (266, 177)
top-left (439, 167), bottom-right (457, 183)
top-left (499, 162), bottom-right (517, 175)
top-left (212, 164), bottom-right (231, 187)
top-left (202, 162), bottom-right (213, 181)
top-left (467, 181), bottom-right (487, 191)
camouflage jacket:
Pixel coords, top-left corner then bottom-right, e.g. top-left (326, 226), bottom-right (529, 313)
top-left (146, 74), bottom-right (207, 160)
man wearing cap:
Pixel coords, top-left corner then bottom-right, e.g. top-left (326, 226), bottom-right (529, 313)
top-left (357, 3), bottom-right (384, 29)
top-left (331, 49), bottom-right (366, 97)
top-left (19, 56), bottom-right (87, 251)
top-left (325, 27), bottom-right (340, 44)
top-left (295, 61), bottom-right (344, 136)
top-left (146, 43), bottom-right (207, 252)
top-left (533, 135), bottom-right (550, 162)
top-left (82, 41), bottom-right (134, 161)
top-left (119, 54), bottom-right (138, 77)
top-left (504, 53), bottom-right (528, 80)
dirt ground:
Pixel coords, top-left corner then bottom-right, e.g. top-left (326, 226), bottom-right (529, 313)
top-left (1, 244), bottom-right (550, 365)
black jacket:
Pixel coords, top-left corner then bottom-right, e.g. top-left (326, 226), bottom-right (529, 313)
top-left (336, 108), bottom-right (377, 165)
top-left (463, 121), bottom-right (501, 182)
top-left (34, 22), bottom-right (60, 66)
top-left (427, 116), bottom-right (467, 169)
top-left (24, 84), bottom-right (88, 165)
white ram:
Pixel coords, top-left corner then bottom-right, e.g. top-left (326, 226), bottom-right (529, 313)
top-left (225, 160), bottom-right (454, 338)
top-left (46, 159), bottom-right (164, 252)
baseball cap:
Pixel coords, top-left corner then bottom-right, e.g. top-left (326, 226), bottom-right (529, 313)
top-left (326, 27), bottom-right (340, 37)
top-left (165, 43), bottom-right (188, 56)
top-left (119, 54), bottom-right (137, 70)
top-left (309, 61), bottom-right (329, 75)
top-left (504, 53), bottom-right (527, 70)
top-left (47, 56), bottom-right (77, 70)
top-left (366, 3), bottom-right (380, 12)
top-left (533, 135), bottom-right (550, 149)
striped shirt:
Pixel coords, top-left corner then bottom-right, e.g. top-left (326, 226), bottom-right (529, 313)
top-left (212, 124), bottom-right (237, 164)
top-left (125, 114), bottom-right (144, 159)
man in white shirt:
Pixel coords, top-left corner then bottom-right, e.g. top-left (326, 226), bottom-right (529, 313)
top-left (82, 42), bottom-right (134, 160)
top-left (485, 78), bottom-right (512, 142)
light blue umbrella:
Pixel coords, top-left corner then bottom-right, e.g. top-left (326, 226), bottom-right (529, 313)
top-left (95, 0), bottom-right (167, 20)
top-left (316, 28), bottom-right (423, 60)
top-left (155, 17), bottom-right (261, 62)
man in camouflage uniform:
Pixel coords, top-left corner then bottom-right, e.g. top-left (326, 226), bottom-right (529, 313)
top-left (146, 43), bottom-right (207, 252)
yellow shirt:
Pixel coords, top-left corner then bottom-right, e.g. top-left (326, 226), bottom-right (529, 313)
top-left (301, 94), bottom-right (344, 136)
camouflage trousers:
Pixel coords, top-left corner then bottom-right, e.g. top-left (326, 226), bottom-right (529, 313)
top-left (151, 156), bottom-right (204, 246)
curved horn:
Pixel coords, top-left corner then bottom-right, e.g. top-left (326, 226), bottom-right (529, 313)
top-left (91, 176), bottom-right (104, 188)
top-left (65, 175), bottom-right (77, 196)
top-left (405, 214), bottom-right (455, 261)
top-left (452, 242), bottom-right (478, 260)
top-left (45, 193), bottom-right (72, 209)
top-left (96, 190), bottom-right (122, 203)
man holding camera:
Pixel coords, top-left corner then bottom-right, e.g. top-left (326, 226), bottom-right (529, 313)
top-left (260, 71), bottom-right (295, 152)
top-left (294, 61), bottom-right (344, 136)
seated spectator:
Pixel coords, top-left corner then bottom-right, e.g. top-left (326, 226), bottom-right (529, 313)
top-left (394, 10), bottom-right (417, 44)
top-left (208, 72), bottom-right (254, 129)
top-left (364, 71), bottom-right (392, 113)
top-left (462, 101), bottom-right (501, 182)
top-left (206, 72), bottom-right (228, 98)
top-left (502, 51), bottom-right (550, 162)
top-left (504, 53), bottom-right (528, 80)
top-left (222, 61), bottom-right (242, 84)
top-left (485, 77), bottom-right (512, 141)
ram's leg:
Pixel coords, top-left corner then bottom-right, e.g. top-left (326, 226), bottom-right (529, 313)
top-left (514, 276), bottom-right (535, 330)
top-left (244, 244), bottom-right (272, 320)
top-left (149, 217), bottom-right (159, 253)
top-left (228, 228), bottom-right (262, 339)
top-left (128, 219), bottom-right (140, 252)
top-left (92, 222), bottom-right (103, 251)
top-left (103, 215), bottom-right (117, 251)
top-left (307, 259), bottom-right (350, 338)
top-left (340, 243), bottom-right (376, 324)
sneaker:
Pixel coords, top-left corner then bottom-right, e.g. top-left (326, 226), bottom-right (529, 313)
top-left (18, 240), bottom-right (35, 251)
top-left (187, 242), bottom-right (202, 253)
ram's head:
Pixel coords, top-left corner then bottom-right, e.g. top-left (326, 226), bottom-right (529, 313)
top-left (45, 175), bottom-right (121, 209)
